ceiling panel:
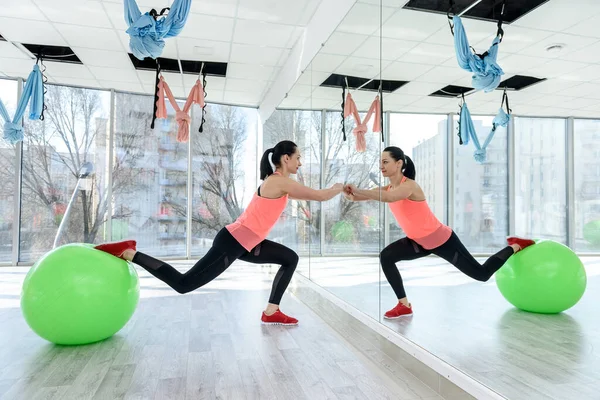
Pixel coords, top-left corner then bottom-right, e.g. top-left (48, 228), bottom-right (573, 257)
top-left (382, 9), bottom-right (447, 42)
top-left (233, 20), bottom-right (295, 48)
top-left (190, 0), bottom-right (238, 18)
top-left (0, 18), bottom-right (65, 46)
top-left (338, 3), bottom-right (396, 36)
top-left (89, 66), bottom-right (138, 82)
top-left (36, 1), bottom-right (112, 28)
top-left (43, 61), bottom-right (95, 79)
top-left (0, 42), bottom-right (31, 60)
top-left (183, 14), bottom-right (235, 42)
top-left (230, 44), bottom-right (283, 66)
top-left (518, 33), bottom-right (598, 60)
top-left (399, 43), bottom-right (455, 65)
top-left (72, 48), bottom-right (133, 69)
top-left (382, 61), bottom-right (434, 81)
top-left (321, 32), bottom-right (369, 57)
top-left (514, 0), bottom-right (600, 32)
top-left (54, 24), bottom-right (122, 51)
top-left (352, 36), bottom-right (419, 61)
top-left (174, 37), bottom-right (231, 63)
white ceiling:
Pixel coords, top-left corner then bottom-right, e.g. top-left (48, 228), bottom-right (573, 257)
top-left (282, 0), bottom-right (600, 118)
top-left (0, 0), bottom-right (318, 105)
top-left (2, 0), bottom-right (600, 118)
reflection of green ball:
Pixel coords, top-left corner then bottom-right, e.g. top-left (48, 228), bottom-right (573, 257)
top-left (21, 243), bottom-right (139, 345)
top-left (331, 220), bottom-right (354, 242)
top-left (496, 240), bottom-right (586, 314)
top-left (583, 220), bottom-right (600, 245)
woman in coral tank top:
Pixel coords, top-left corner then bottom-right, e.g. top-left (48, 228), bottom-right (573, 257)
top-left (95, 141), bottom-right (344, 325)
top-left (344, 146), bottom-right (535, 319)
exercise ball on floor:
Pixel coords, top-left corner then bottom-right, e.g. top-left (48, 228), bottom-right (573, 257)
top-left (21, 243), bottom-right (139, 345)
top-left (495, 240), bottom-right (586, 314)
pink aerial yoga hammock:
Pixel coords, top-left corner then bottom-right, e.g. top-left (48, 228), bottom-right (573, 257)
top-left (154, 76), bottom-right (205, 143)
top-left (343, 92), bottom-right (381, 152)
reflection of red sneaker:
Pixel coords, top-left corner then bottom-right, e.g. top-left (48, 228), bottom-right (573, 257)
top-left (94, 240), bottom-right (136, 258)
top-left (507, 236), bottom-right (535, 252)
top-left (384, 302), bottom-right (413, 319)
top-left (261, 310), bottom-right (298, 326)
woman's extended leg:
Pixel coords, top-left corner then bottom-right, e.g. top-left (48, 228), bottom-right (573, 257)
top-left (431, 232), bottom-right (527, 281)
top-left (95, 228), bottom-right (247, 294)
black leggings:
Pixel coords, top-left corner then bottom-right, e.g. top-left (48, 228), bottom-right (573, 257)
top-left (132, 228), bottom-right (298, 305)
top-left (380, 232), bottom-right (514, 299)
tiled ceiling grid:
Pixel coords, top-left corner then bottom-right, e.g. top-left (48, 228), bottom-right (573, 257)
top-left (283, 0), bottom-right (600, 118)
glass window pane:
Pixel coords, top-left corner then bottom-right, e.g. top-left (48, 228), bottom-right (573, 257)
top-left (20, 85), bottom-right (111, 262)
top-left (514, 117), bottom-right (566, 243)
top-left (574, 119), bottom-right (600, 252)
top-left (263, 109), bottom-right (321, 273)
top-left (113, 92), bottom-right (187, 258)
top-left (324, 111), bottom-right (382, 254)
top-left (454, 114), bottom-right (508, 253)
top-left (0, 79), bottom-right (18, 262)
top-left (389, 114), bottom-right (447, 244)
top-left (190, 104), bottom-right (258, 257)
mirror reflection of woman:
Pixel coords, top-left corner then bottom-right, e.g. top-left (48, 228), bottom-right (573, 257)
top-left (345, 146), bottom-right (535, 319)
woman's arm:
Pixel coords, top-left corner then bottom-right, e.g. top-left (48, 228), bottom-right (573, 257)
top-left (344, 186), bottom-right (388, 202)
top-left (281, 179), bottom-right (343, 201)
top-left (347, 183), bottom-right (413, 203)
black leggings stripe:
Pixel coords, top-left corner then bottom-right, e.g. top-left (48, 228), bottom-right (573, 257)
top-left (132, 228), bottom-right (298, 305)
top-left (379, 232), bottom-right (514, 299)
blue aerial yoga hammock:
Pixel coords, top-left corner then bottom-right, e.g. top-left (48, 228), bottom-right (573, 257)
top-left (0, 64), bottom-right (44, 144)
top-left (458, 89), bottom-right (511, 164)
top-left (448, 0), bottom-right (506, 93)
top-left (124, 0), bottom-right (192, 60)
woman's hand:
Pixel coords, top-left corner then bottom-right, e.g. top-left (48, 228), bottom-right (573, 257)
top-left (344, 183), bottom-right (357, 195)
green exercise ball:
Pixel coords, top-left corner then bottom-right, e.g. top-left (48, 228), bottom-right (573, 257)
top-left (583, 220), bottom-right (600, 246)
top-left (495, 240), bottom-right (586, 314)
top-left (21, 243), bottom-right (139, 345)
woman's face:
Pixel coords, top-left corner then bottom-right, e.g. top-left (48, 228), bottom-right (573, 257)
top-left (380, 151), bottom-right (402, 178)
top-left (282, 148), bottom-right (302, 174)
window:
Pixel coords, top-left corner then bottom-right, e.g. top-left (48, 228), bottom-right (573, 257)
top-left (0, 79), bottom-right (18, 262)
top-left (324, 111), bottom-right (382, 254)
top-left (453, 115), bottom-right (508, 253)
top-left (20, 85), bottom-right (111, 262)
top-left (113, 92), bottom-right (187, 258)
top-left (514, 117), bottom-right (566, 243)
top-left (191, 104), bottom-right (258, 258)
top-left (263, 109), bottom-right (321, 278)
top-left (389, 114), bottom-right (447, 243)
top-left (574, 119), bottom-right (600, 252)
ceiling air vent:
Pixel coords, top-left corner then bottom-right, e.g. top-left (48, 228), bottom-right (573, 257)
top-left (429, 84), bottom-right (474, 98)
top-left (403, 0), bottom-right (549, 24)
top-left (21, 43), bottom-right (82, 64)
top-left (499, 75), bottom-right (546, 91)
top-left (128, 54), bottom-right (228, 77)
top-left (320, 74), bottom-right (408, 93)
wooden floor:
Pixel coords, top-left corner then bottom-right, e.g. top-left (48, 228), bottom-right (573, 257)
top-left (0, 262), bottom-right (443, 400)
top-left (306, 256), bottom-right (600, 400)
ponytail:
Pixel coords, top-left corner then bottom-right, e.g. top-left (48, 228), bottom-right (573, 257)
top-left (260, 140), bottom-right (298, 180)
top-left (383, 146), bottom-right (416, 180)
top-left (260, 148), bottom-right (275, 180)
top-left (403, 155), bottom-right (416, 180)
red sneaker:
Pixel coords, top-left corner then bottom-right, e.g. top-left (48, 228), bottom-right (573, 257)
top-left (261, 310), bottom-right (298, 326)
top-left (94, 240), bottom-right (137, 258)
top-left (507, 236), bottom-right (535, 252)
top-left (384, 302), bottom-right (413, 319)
